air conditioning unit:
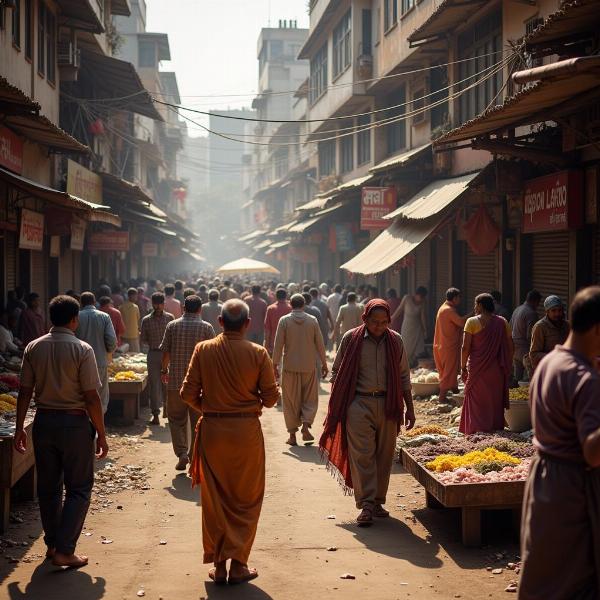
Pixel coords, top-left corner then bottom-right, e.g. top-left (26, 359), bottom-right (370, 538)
top-left (58, 41), bottom-right (81, 82)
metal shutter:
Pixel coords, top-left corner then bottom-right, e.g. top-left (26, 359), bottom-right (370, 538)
top-left (434, 229), bottom-right (451, 307)
top-left (30, 250), bottom-right (46, 310)
top-left (466, 245), bottom-right (499, 309)
top-left (414, 240), bottom-right (431, 292)
top-left (530, 231), bottom-right (569, 306)
top-left (5, 232), bottom-right (16, 292)
top-left (58, 248), bottom-right (74, 294)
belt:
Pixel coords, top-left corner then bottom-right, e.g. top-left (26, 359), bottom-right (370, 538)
top-left (202, 412), bottom-right (259, 419)
top-left (37, 408), bottom-right (87, 416)
top-left (356, 391), bottom-right (387, 398)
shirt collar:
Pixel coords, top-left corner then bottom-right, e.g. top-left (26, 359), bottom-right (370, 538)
top-left (182, 313), bottom-right (199, 320)
top-left (50, 326), bottom-right (75, 336)
top-left (81, 305), bottom-right (95, 311)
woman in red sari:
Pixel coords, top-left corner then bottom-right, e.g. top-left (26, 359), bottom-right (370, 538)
top-left (460, 293), bottom-right (513, 434)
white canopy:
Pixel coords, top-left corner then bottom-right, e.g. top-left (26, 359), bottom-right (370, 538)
top-left (216, 258), bottom-right (281, 276)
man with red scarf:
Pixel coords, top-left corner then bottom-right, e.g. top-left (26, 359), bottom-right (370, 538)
top-left (319, 299), bottom-right (415, 526)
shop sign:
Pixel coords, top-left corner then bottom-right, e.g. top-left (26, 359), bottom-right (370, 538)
top-left (522, 170), bottom-right (583, 233)
top-left (0, 125), bottom-right (23, 174)
top-left (142, 242), bottom-right (158, 257)
top-left (88, 231), bottom-right (129, 252)
top-left (70, 216), bottom-right (87, 251)
top-left (331, 223), bottom-right (354, 252)
top-left (19, 209), bottom-right (44, 250)
top-left (66, 159), bottom-right (103, 204)
top-left (361, 187), bottom-right (397, 230)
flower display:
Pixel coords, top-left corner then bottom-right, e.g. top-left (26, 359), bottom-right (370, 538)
top-left (425, 448), bottom-right (521, 473)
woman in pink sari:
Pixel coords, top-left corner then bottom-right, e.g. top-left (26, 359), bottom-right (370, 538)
top-left (460, 293), bottom-right (513, 434)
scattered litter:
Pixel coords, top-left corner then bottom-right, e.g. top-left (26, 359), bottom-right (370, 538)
top-left (326, 515), bottom-right (336, 520)
top-left (340, 573), bottom-right (355, 580)
top-left (327, 546), bottom-right (337, 552)
top-left (159, 540), bottom-right (167, 545)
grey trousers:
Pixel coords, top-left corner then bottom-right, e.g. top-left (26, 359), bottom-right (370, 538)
top-left (167, 389), bottom-right (199, 458)
top-left (98, 366), bottom-right (109, 414)
top-left (147, 350), bottom-right (165, 416)
top-left (346, 395), bottom-right (398, 509)
top-left (32, 412), bottom-right (94, 555)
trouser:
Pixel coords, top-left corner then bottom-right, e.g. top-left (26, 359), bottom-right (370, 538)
top-left (167, 389), bottom-right (199, 459)
top-left (32, 412), bottom-right (95, 555)
top-left (123, 337), bottom-right (140, 353)
top-left (513, 357), bottom-right (525, 383)
top-left (346, 395), bottom-right (398, 509)
top-left (247, 332), bottom-right (264, 346)
top-left (147, 350), bottom-right (165, 416)
top-left (98, 366), bottom-right (109, 414)
top-left (281, 370), bottom-right (318, 432)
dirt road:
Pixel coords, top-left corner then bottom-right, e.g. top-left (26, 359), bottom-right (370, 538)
top-left (0, 382), bottom-right (519, 599)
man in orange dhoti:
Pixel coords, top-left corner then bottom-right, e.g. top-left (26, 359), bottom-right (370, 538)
top-left (433, 288), bottom-right (467, 402)
top-left (181, 299), bottom-right (279, 585)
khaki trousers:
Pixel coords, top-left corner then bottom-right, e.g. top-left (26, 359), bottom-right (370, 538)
top-left (346, 395), bottom-right (398, 509)
top-left (167, 389), bottom-right (199, 459)
top-left (281, 370), bottom-right (318, 433)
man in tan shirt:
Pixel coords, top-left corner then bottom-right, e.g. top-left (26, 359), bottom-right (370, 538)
top-left (273, 294), bottom-right (328, 446)
top-left (14, 295), bottom-right (108, 569)
top-left (335, 292), bottom-right (363, 344)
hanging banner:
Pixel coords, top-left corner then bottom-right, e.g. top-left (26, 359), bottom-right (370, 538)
top-left (142, 242), bottom-right (158, 257)
top-left (361, 187), bottom-right (397, 230)
top-left (66, 159), bottom-right (103, 204)
top-left (19, 209), bottom-right (44, 250)
top-left (0, 125), bottom-right (23, 174)
top-left (50, 236), bottom-right (60, 258)
top-left (70, 216), bottom-right (87, 251)
top-left (88, 231), bottom-right (129, 252)
top-left (522, 170), bottom-right (583, 233)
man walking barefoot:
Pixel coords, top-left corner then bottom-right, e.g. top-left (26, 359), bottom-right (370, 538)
top-left (182, 300), bottom-right (279, 584)
top-left (14, 295), bottom-right (108, 568)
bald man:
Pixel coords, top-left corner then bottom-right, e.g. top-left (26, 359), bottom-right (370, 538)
top-left (181, 299), bottom-right (280, 585)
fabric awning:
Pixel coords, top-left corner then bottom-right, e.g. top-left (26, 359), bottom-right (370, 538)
top-left (217, 258), bottom-right (280, 276)
top-left (407, 0), bottom-right (488, 46)
top-left (76, 51), bottom-right (163, 121)
top-left (341, 220), bottom-right (438, 275)
top-left (384, 172), bottom-right (480, 221)
top-left (0, 166), bottom-right (120, 226)
top-left (56, 0), bottom-right (104, 34)
top-left (370, 143), bottom-right (432, 174)
top-left (435, 68), bottom-right (600, 146)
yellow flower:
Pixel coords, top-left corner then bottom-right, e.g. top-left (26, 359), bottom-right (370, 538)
top-left (425, 447), bottom-right (521, 472)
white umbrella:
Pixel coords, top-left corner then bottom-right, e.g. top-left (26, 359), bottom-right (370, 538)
top-left (216, 258), bottom-right (281, 276)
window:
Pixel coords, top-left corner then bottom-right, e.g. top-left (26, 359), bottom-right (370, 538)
top-left (12, 0), bottom-right (21, 49)
top-left (332, 10), bottom-right (351, 78)
top-left (340, 131), bottom-right (354, 173)
top-left (318, 140), bottom-right (336, 177)
top-left (384, 0), bottom-right (397, 32)
top-left (457, 10), bottom-right (502, 124)
top-left (412, 87), bottom-right (426, 125)
top-left (430, 63), bottom-right (449, 132)
top-left (361, 9), bottom-right (372, 56)
top-left (139, 40), bottom-right (156, 68)
top-left (46, 9), bottom-right (56, 84)
top-left (309, 43), bottom-right (328, 104)
top-left (270, 40), bottom-right (283, 59)
top-left (37, 1), bottom-right (46, 76)
top-left (386, 86), bottom-right (406, 155)
top-left (401, 0), bottom-right (415, 15)
top-left (25, 0), bottom-right (32, 59)
top-left (357, 114), bottom-right (371, 165)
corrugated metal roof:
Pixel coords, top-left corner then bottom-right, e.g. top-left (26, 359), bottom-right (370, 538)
top-left (384, 172), bottom-right (479, 221)
top-left (370, 143), bottom-right (432, 174)
top-left (55, 0), bottom-right (104, 34)
top-left (435, 70), bottom-right (600, 145)
top-left (111, 0), bottom-right (131, 17)
top-left (254, 239), bottom-right (273, 250)
top-left (341, 220), bottom-right (438, 275)
top-left (270, 240), bottom-right (291, 249)
top-left (296, 196), bottom-right (335, 212)
top-left (239, 229), bottom-right (267, 242)
top-left (288, 216), bottom-right (322, 233)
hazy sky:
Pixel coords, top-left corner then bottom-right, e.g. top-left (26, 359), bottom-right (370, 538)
top-left (146, 0), bottom-right (309, 133)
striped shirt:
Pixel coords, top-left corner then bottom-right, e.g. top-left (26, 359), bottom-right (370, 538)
top-left (140, 311), bottom-right (174, 350)
top-left (159, 313), bottom-right (215, 390)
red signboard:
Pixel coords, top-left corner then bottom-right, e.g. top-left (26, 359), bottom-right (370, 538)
top-left (0, 125), bottom-right (23, 174)
top-left (88, 231), bottom-right (130, 252)
top-left (361, 187), bottom-right (397, 230)
top-left (19, 209), bottom-right (44, 250)
top-left (522, 170), bottom-right (583, 233)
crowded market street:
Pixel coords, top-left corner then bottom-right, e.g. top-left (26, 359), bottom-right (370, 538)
top-left (0, 384), bottom-right (521, 600)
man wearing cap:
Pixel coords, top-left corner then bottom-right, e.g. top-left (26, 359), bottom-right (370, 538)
top-left (524, 295), bottom-right (570, 376)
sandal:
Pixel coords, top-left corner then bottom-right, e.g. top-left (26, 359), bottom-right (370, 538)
top-left (208, 568), bottom-right (227, 585)
top-left (356, 507), bottom-right (373, 527)
top-left (373, 504), bottom-right (390, 518)
top-left (228, 567), bottom-right (258, 585)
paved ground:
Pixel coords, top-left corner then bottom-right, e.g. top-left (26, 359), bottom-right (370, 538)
top-left (0, 381), bottom-right (520, 599)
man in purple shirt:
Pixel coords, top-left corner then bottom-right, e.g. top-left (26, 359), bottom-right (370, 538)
top-left (245, 285), bottom-right (268, 346)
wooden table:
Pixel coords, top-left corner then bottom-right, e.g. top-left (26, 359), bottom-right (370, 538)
top-left (400, 449), bottom-right (525, 546)
top-left (0, 421), bottom-right (36, 533)
top-left (108, 377), bottom-right (148, 425)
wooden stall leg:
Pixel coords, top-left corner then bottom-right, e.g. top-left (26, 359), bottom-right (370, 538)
top-left (425, 491), bottom-right (444, 509)
top-left (135, 393), bottom-right (140, 419)
top-left (0, 487), bottom-right (10, 534)
top-left (462, 507), bottom-right (482, 547)
top-left (20, 465), bottom-right (37, 501)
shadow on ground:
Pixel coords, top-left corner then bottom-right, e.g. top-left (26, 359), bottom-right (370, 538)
top-left (164, 473), bottom-right (200, 505)
top-left (204, 581), bottom-right (274, 599)
top-left (281, 444), bottom-right (322, 465)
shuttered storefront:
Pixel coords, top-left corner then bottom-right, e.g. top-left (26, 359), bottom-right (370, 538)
top-left (31, 250), bottom-right (46, 310)
top-left (595, 225), bottom-right (600, 285)
top-left (465, 245), bottom-right (499, 309)
top-left (530, 231), bottom-right (569, 305)
top-left (58, 248), bottom-right (74, 294)
top-left (414, 240), bottom-right (431, 293)
top-left (434, 228), bottom-right (451, 307)
top-left (5, 232), bottom-right (16, 293)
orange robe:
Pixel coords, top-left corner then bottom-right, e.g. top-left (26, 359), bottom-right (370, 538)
top-left (433, 301), bottom-right (465, 392)
top-left (181, 331), bottom-right (279, 565)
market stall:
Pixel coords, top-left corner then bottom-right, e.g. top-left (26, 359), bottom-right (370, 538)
top-left (398, 425), bottom-right (534, 546)
top-left (107, 353), bottom-right (148, 425)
